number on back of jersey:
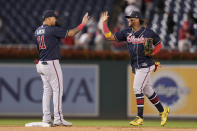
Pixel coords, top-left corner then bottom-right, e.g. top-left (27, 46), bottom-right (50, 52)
top-left (37, 35), bottom-right (46, 50)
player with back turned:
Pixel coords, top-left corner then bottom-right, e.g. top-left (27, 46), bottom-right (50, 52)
top-left (34, 10), bottom-right (90, 126)
top-left (100, 11), bottom-right (169, 126)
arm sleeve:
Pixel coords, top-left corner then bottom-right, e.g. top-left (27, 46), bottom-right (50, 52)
top-left (114, 30), bottom-right (127, 42)
top-left (53, 27), bottom-right (69, 38)
top-left (153, 42), bottom-right (162, 55)
top-left (151, 30), bottom-right (161, 46)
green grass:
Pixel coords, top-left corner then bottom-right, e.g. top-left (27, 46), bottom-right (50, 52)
top-left (0, 118), bottom-right (196, 128)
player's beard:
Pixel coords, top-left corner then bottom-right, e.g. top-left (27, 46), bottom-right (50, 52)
top-left (129, 22), bottom-right (134, 28)
top-left (128, 20), bottom-right (134, 28)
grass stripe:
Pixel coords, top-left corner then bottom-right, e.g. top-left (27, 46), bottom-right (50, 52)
top-left (0, 119), bottom-right (196, 128)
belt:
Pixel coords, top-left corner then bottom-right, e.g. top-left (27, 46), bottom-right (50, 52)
top-left (35, 59), bottom-right (48, 65)
top-left (41, 61), bottom-right (48, 65)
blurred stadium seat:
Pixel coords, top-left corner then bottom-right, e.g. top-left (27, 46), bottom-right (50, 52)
top-left (149, 0), bottom-right (195, 49)
top-left (0, 0), bottom-right (114, 44)
top-left (1, 0), bottom-right (196, 50)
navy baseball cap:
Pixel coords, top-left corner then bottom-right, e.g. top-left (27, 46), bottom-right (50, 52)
top-left (42, 10), bottom-right (58, 20)
top-left (125, 11), bottom-right (143, 20)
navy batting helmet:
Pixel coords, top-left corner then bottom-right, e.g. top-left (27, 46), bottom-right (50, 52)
top-left (42, 10), bottom-right (58, 21)
top-left (125, 11), bottom-right (143, 20)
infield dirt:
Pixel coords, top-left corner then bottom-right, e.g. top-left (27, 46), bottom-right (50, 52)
top-left (0, 126), bottom-right (196, 131)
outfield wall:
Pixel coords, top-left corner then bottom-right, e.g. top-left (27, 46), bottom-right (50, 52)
top-left (127, 65), bottom-right (197, 118)
top-left (0, 60), bottom-right (196, 118)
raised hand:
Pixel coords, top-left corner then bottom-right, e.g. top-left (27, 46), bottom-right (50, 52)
top-left (82, 12), bottom-right (90, 25)
top-left (100, 11), bottom-right (109, 23)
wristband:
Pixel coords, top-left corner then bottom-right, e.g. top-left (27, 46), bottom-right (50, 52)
top-left (103, 22), bottom-right (110, 33)
top-left (104, 32), bottom-right (112, 38)
top-left (77, 23), bottom-right (85, 31)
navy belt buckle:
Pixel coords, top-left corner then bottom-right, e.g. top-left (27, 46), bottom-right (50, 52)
top-left (42, 61), bottom-right (48, 65)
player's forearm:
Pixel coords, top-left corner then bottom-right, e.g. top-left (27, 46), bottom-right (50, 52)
top-left (67, 28), bottom-right (79, 37)
top-left (67, 23), bottom-right (85, 37)
top-left (103, 22), bottom-right (115, 41)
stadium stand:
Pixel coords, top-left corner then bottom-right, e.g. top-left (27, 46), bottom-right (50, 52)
top-left (0, 0), bottom-right (114, 44)
top-left (148, 0), bottom-right (197, 49)
top-left (0, 0), bottom-right (197, 52)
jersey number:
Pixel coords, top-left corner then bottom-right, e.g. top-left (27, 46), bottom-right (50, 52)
top-left (37, 35), bottom-right (46, 49)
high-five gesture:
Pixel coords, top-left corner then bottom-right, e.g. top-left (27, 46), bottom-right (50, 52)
top-left (100, 11), bottom-right (109, 23)
top-left (100, 11), bottom-right (115, 41)
top-left (81, 12), bottom-right (90, 25)
top-left (67, 12), bottom-right (91, 37)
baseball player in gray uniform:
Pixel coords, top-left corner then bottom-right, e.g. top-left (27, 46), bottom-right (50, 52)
top-left (100, 11), bottom-right (169, 126)
top-left (34, 10), bottom-right (90, 126)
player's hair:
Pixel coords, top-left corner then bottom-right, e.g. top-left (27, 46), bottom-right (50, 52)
top-left (139, 20), bottom-right (144, 25)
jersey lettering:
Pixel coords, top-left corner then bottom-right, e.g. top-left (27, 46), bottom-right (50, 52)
top-left (127, 34), bottom-right (145, 44)
top-left (37, 35), bottom-right (46, 50)
top-left (36, 29), bottom-right (45, 35)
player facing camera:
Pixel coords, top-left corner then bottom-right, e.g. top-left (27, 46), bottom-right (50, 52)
top-left (100, 11), bottom-right (169, 126)
top-left (125, 11), bottom-right (144, 27)
top-left (42, 10), bottom-right (61, 26)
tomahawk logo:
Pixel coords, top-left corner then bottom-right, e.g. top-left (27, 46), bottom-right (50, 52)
top-left (152, 72), bottom-right (190, 110)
